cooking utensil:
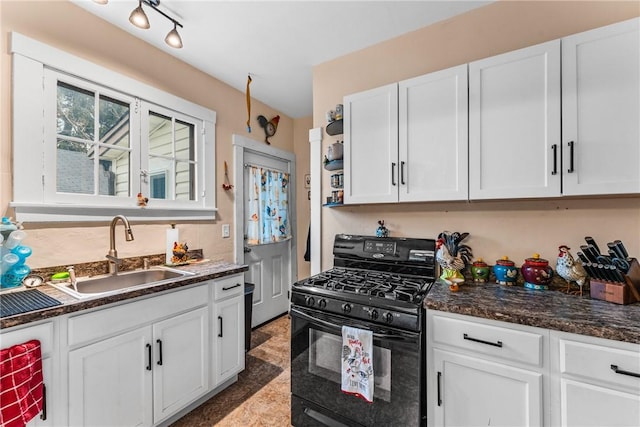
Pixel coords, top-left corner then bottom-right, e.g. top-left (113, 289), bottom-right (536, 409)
top-left (613, 240), bottom-right (629, 258)
top-left (580, 245), bottom-right (600, 263)
top-left (576, 252), bottom-right (589, 264)
top-left (584, 237), bottom-right (601, 255)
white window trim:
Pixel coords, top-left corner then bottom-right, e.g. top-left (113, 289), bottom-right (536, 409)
top-left (10, 32), bottom-right (217, 222)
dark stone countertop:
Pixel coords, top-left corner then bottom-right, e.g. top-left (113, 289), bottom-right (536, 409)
top-left (0, 261), bottom-right (248, 330)
top-left (425, 281), bottom-right (640, 344)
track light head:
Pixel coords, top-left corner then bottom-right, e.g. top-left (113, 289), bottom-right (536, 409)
top-left (129, 0), bottom-right (150, 30)
top-left (165, 23), bottom-right (183, 49)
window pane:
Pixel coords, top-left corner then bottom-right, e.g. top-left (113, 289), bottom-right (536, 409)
top-left (149, 156), bottom-right (173, 199)
top-left (175, 119), bottom-right (194, 161)
top-left (57, 82), bottom-right (94, 139)
top-left (99, 148), bottom-right (130, 197)
top-left (150, 172), bottom-right (167, 199)
top-left (99, 95), bottom-right (130, 146)
top-left (149, 112), bottom-right (172, 157)
top-left (176, 160), bottom-right (195, 200)
top-left (56, 139), bottom-right (94, 194)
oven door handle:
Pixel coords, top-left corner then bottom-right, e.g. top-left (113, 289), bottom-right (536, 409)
top-left (290, 307), bottom-right (418, 341)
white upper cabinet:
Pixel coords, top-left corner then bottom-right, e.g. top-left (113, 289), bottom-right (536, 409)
top-left (344, 83), bottom-right (399, 204)
top-left (561, 18), bottom-right (640, 196)
top-left (344, 65), bottom-right (468, 204)
top-left (399, 65), bottom-right (468, 202)
top-left (469, 40), bottom-right (562, 200)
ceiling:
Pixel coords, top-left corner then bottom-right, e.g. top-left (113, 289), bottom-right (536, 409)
top-left (72, 0), bottom-right (492, 118)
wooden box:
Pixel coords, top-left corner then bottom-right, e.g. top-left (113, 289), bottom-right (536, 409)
top-left (590, 258), bottom-right (640, 305)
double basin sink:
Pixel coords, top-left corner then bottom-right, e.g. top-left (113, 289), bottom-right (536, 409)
top-left (50, 267), bottom-right (196, 299)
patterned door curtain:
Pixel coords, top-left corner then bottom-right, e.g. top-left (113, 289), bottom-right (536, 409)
top-left (246, 166), bottom-right (291, 245)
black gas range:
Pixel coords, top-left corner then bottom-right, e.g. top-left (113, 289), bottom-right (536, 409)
top-left (290, 234), bottom-right (436, 427)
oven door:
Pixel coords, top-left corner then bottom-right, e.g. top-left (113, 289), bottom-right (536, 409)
top-left (290, 305), bottom-right (425, 427)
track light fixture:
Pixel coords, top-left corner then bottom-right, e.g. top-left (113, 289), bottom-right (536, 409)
top-left (96, 0), bottom-right (184, 49)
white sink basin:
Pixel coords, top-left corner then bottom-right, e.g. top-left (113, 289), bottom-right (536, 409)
top-left (50, 267), bottom-right (195, 299)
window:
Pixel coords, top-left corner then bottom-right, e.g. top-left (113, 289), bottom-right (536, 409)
top-left (11, 32), bottom-right (216, 222)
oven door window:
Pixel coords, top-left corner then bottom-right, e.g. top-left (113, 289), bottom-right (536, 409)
top-left (291, 307), bottom-right (423, 427)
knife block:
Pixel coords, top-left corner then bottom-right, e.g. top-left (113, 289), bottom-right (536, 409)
top-left (590, 258), bottom-right (640, 305)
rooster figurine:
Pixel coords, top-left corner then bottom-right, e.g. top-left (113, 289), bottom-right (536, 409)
top-left (436, 231), bottom-right (473, 283)
top-left (556, 245), bottom-right (589, 296)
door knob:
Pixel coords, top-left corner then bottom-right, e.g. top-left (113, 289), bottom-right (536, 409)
top-left (244, 247), bottom-right (252, 253)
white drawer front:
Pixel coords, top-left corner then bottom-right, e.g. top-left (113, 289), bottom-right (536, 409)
top-left (560, 338), bottom-right (640, 392)
top-left (432, 314), bottom-right (544, 367)
top-left (68, 284), bottom-right (208, 347)
top-left (213, 274), bottom-right (244, 301)
top-left (1, 321), bottom-right (55, 357)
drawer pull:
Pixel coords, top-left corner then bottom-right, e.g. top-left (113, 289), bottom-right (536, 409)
top-left (463, 333), bottom-right (503, 348)
top-left (40, 383), bottom-right (47, 420)
top-left (218, 316), bottom-right (223, 338)
top-left (222, 283), bottom-right (241, 291)
top-left (611, 364), bottom-right (640, 378)
top-left (437, 371), bottom-right (442, 406)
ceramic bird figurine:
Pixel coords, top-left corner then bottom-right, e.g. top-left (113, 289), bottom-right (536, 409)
top-left (137, 192), bottom-right (149, 207)
top-left (556, 245), bottom-right (589, 296)
top-left (436, 231), bottom-right (473, 283)
top-left (257, 115), bottom-right (280, 144)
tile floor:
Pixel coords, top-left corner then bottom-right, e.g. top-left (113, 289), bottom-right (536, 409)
top-left (170, 314), bottom-right (291, 427)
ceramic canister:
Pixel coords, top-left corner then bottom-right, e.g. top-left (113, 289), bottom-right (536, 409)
top-left (521, 253), bottom-right (553, 290)
top-left (493, 256), bottom-right (518, 285)
top-left (471, 258), bottom-right (490, 283)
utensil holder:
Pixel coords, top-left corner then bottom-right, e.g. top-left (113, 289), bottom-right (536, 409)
top-left (590, 258), bottom-right (640, 305)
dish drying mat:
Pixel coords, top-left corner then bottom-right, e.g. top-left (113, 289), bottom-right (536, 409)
top-left (0, 289), bottom-right (62, 318)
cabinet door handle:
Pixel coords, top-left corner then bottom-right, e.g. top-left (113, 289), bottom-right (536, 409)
top-left (437, 371), bottom-right (442, 406)
top-left (146, 343), bottom-right (152, 371)
top-left (40, 383), bottom-right (47, 420)
top-left (463, 333), bottom-right (503, 348)
top-left (400, 161), bottom-right (406, 185)
top-left (218, 316), bottom-right (223, 338)
top-left (222, 283), bottom-right (241, 291)
top-left (611, 364), bottom-right (640, 378)
top-left (391, 162), bottom-right (397, 186)
top-left (551, 144), bottom-right (558, 175)
top-left (156, 339), bottom-right (163, 366)
top-left (567, 141), bottom-right (575, 173)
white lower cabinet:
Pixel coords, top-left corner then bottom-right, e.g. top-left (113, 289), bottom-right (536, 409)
top-left (68, 327), bottom-right (153, 427)
top-left (551, 331), bottom-right (640, 427)
top-left (212, 274), bottom-right (245, 386)
top-left (427, 310), bottom-right (549, 427)
top-left (1, 321), bottom-right (57, 427)
top-left (64, 279), bottom-right (245, 427)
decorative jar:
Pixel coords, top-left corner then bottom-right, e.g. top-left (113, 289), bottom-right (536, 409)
top-left (521, 253), bottom-right (553, 290)
top-left (493, 256), bottom-right (518, 285)
top-left (471, 258), bottom-right (490, 283)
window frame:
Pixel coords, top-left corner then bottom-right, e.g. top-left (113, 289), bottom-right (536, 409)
top-left (10, 32), bottom-right (217, 222)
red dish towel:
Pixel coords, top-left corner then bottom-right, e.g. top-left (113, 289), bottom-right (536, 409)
top-left (0, 340), bottom-right (44, 427)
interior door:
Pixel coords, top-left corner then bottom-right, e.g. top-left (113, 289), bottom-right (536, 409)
top-left (243, 150), bottom-right (292, 327)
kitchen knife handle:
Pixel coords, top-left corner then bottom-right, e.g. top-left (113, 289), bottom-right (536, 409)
top-left (391, 162), bottom-right (396, 186)
top-left (611, 364), bottom-right (640, 378)
top-left (400, 161), bottom-right (406, 185)
top-left (551, 144), bottom-right (558, 175)
top-left (567, 141), bottom-right (575, 173)
top-left (577, 252), bottom-right (589, 264)
top-left (437, 371), bottom-right (442, 406)
top-left (614, 240), bottom-right (629, 258)
top-left (585, 237), bottom-right (600, 254)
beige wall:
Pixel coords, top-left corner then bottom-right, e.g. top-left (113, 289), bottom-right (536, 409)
top-left (0, 0), bottom-right (311, 273)
top-left (313, 1), bottom-right (640, 270)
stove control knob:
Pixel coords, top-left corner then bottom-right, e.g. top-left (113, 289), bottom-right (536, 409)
top-left (383, 312), bottom-right (394, 324)
top-left (305, 296), bottom-right (315, 307)
top-left (341, 303), bottom-right (352, 314)
top-left (318, 298), bottom-right (327, 309)
top-left (369, 309), bottom-right (379, 320)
